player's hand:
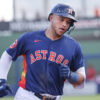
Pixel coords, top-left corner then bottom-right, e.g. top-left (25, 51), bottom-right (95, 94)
top-left (0, 79), bottom-right (12, 97)
top-left (58, 64), bottom-right (71, 79)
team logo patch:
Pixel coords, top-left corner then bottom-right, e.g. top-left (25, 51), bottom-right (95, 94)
top-left (67, 8), bottom-right (73, 14)
top-left (10, 40), bottom-right (18, 49)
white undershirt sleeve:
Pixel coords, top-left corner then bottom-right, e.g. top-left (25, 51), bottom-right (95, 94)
top-left (74, 67), bottom-right (86, 88)
top-left (0, 51), bottom-right (12, 80)
top-left (76, 67), bottom-right (86, 79)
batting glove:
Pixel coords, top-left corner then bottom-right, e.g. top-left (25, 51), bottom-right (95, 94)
top-left (0, 79), bottom-right (12, 97)
top-left (58, 63), bottom-right (71, 79)
top-left (58, 64), bottom-right (79, 83)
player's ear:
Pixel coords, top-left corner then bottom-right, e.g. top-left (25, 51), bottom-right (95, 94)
top-left (49, 14), bottom-right (53, 21)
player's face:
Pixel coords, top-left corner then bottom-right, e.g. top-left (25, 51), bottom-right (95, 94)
top-left (50, 14), bottom-right (72, 36)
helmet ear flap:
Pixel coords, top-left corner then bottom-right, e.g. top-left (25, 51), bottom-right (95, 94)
top-left (67, 26), bottom-right (75, 35)
top-left (67, 19), bottom-right (75, 35)
top-left (70, 21), bottom-right (74, 26)
top-left (70, 20), bottom-right (74, 26)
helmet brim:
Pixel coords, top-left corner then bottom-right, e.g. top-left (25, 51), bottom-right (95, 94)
top-left (48, 13), bottom-right (77, 22)
top-left (54, 13), bottom-right (77, 22)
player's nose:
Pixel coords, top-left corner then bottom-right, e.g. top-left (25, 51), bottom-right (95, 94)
top-left (62, 21), bottom-right (69, 28)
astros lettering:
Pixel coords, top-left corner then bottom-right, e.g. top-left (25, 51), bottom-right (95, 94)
top-left (30, 50), bottom-right (69, 65)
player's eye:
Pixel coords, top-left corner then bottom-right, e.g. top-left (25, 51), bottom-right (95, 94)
top-left (66, 21), bottom-right (72, 25)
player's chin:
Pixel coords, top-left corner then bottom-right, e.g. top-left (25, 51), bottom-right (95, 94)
top-left (57, 31), bottom-right (66, 36)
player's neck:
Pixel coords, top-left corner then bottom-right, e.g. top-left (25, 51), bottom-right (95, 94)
top-left (45, 28), bottom-right (62, 41)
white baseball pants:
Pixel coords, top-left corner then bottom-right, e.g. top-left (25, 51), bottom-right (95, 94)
top-left (14, 87), bottom-right (61, 100)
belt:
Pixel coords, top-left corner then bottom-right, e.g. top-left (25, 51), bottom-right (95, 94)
top-left (34, 93), bottom-right (56, 100)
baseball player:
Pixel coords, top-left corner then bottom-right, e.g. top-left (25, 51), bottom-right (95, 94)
top-left (0, 4), bottom-right (86, 100)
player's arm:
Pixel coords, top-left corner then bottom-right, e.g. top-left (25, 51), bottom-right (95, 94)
top-left (0, 51), bottom-right (12, 79)
top-left (0, 51), bottom-right (13, 97)
top-left (66, 43), bottom-right (86, 87)
top-left (72, 67), bottom-right (86, 88)
top-left (59, 64), bottom-right (86, 88)
top-left (0, 33), bottom-right (27, 97)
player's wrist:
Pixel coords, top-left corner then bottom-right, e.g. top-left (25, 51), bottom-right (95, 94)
top-left (68, 72), bottom-right (79, 84)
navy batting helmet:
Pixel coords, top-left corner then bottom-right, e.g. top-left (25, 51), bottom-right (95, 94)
top-left (48, 4), bottom-right (77, 22)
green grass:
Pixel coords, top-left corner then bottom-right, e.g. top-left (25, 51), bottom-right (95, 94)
top-left (0, 97), bottom-right (13, 100)
top-left (61, 95), bottom-right (100, 100)
top-left (1, 95), bottom-right (100, 100)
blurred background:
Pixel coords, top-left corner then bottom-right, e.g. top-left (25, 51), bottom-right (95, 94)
top-left (0, 0), bottom-right (100, 99)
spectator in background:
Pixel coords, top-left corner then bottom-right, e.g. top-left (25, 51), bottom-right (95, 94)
top-left (94, 7), bottom-right (100, 18)
top-left (87, 64), bottom-right (96, 81)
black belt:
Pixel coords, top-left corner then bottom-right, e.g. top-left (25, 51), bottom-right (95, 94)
top-left (34, 93), bottom-right (56, 100)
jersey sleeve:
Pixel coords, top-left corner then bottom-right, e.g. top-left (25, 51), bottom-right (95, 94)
top-left (6, 34), bottom-right (27, 61)
top-left (70, 43), bottom-right (85, 72)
